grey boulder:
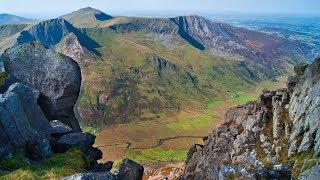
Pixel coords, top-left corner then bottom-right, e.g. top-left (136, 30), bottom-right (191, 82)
top-left (49, 120), bottom-right (73, 138)
top-left (0, 83), bottom-right (52, 160)
top-left (54, 132), bottom-right (95, 153)
top-left (118, 158), bottom-right (144, 180)
top-left (2, 42), bottom-right (82, 131)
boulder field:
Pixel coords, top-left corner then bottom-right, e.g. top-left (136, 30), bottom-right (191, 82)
top-left (183, 59), bottom-right (320, 179)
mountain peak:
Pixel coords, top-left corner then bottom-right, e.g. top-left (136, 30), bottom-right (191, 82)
top-left (61, 7), bottom-right (113, 28)
top-left (75, 7), bottom-right (103, 14)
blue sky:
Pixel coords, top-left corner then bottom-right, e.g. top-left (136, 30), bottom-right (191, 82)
top-left (0, 0), bottom-right (319, 18)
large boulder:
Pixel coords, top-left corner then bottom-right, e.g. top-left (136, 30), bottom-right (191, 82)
top-left (54, 132), bottom-right (103, 170)
top-left (49, 120), bottom-right (73, 139)
top-left (2, 42), bottom-right (82, 131)
top-left (54, 132), bottom-right (95, 153)
top-left (118, 158), bottom-right (144, 180)
top-left (0, 83), bottom-right (52, 160)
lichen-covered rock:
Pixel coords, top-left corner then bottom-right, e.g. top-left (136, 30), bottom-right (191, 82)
top-left (300, 165), bottom-right (320, 180)
top-left (183, 59), bottom-right (320, 179)
top-left (289, 58), bottom-right (320, 156)
top-left (0, 83), bottom-right (52, 160)
top-left (2, 42), bottom-right (82, 131)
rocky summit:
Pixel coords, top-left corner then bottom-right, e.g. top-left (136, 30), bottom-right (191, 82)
top-left (2, 42), bottom-right (82, 131)
top-left (183, 58), bottom-right (320, 179)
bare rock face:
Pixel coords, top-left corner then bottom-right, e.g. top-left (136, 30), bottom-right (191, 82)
top-left (289, 58), bottom-right (320, 156)
top-left (2, 42), bottom-right (82, 131)
top-left (0, 83), bottom-right (52, 160)
top-left (183, 58), bottom-right (320, 179)
top-left (57, 33), bottom-right (98, 62)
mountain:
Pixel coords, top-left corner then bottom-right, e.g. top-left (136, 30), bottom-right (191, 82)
top-left (0, 14), bottom-right (36, 25)
top-left (0, 8), bottom-right (316, 127)
top-left (183, 59), bottom-right (320, 179)
top-left (110, 15), bottom-right (313, 72)
top-left (61, 7), bottom-right (113, 28)
top-left (15, 18), bottom-right (101, 62)
top-left (171, 16), bottom-right (313, 65)
top-left (0, 24), bottom-right (28, 42)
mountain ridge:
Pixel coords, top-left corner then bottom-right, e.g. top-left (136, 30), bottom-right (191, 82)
top-left (0, 14), bottom-right (37, 25)
top-left (0, 7), bottom-right (316, 127)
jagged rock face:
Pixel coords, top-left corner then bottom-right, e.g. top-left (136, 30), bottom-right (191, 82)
top-left (289, 58), bottom-right (320, 156)
top-left (15, 18), bottom-right (101, 62)
top-left (2, 42), bottom-right (82, 131)
top-left (300, 165), bottom-right (320, 180)
top-left (57, 33), bottom-right (98, 62)
top-left (0, 83), bottom-right (52, 160)
top-left (183, 59), bottom-right (320, 179)
top-left (183, 89), bottom-right (291, 179)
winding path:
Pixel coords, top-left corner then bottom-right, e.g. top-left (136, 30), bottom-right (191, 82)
top-left (96, 135), bottom-right (205, 151)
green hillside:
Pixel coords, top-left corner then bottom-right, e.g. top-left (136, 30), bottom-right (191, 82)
top-left (76, 27), bottom-right (274, 127)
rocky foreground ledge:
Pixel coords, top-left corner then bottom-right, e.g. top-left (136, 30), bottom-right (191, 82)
top-left (0, 42), bottom-right (144, 180)
top-left (183, 58), bottom-right (320, 180)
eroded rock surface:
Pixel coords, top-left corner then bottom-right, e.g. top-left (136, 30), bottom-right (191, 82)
top-left (183, 58), bottom-right (320, 179)
top-left (0, 83), bottom-right (52, 160)
top-left (2, 42), bottom-right (82, 131)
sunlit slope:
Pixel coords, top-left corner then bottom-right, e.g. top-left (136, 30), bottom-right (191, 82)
top-left (77, 27), bottom-right (275, 126)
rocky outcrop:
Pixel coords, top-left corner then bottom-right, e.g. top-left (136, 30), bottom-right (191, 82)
top-left (300, 165), bottom-right (320, 180)
top-left (49, 120), bottom-right (73, 139)
top-left (289, 58), bottom-right (320, 156)
top-left (183, 58), bottom-right (320, 179)
top-left (63, 158), bottom-right (144, 180)
top-left (118, 158), bottom-right (144, 180)
top-left (0, 83), bottom-right (52, 160)
top-left (2, 42), bottom-right (82, 131)
top-left (14, 18), bottom-right (101, 62)
top-left (57, 33), bottom-right (99, 62)
top-left (53, 132), bottom-right (105, 170)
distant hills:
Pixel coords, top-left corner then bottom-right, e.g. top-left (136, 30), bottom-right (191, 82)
top-left (0, 14), bottom-right (36, 25)
top-left (0, 7), bottom-right (317, 126)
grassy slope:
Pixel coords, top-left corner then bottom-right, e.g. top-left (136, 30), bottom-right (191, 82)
top-left (0, 149), bottom-right (88, 179)
top-left (73, 27), bottom-right (288, 165)
top-left (77, 28), bottom-right (267, 127)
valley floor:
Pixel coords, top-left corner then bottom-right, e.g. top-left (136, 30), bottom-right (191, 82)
top-left (93, 77), bottom-right (287, 178)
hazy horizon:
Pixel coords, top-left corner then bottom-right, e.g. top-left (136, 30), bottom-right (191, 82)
top-left (0, 0), bottom-right (319, 19)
